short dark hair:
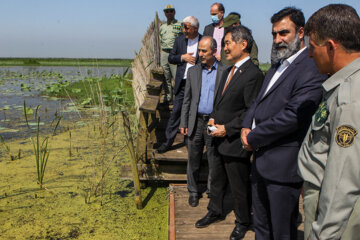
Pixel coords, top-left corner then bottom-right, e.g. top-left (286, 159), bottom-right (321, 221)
top-left (212, 3), bottom-right (225, 12)
top-left (226, 25), bottom-right (253, 53)
top-left (271, 7), bottom-right (305, 30)
top-left (201, 36), bottom-right (218, 52)
top-left (305, 4), bottom-right (360, 52)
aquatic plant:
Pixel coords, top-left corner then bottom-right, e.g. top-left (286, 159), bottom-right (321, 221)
top-left (31, 116), bottom-right (50, 188)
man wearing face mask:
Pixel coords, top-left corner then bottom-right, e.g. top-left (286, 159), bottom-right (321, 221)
top-left (203, 3), bottom-right (225, 61)
top-left (240, 7), bottom-right (327, 239)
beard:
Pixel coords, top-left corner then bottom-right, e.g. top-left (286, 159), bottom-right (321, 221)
top-left (271, 34), bottom-right (301, 65)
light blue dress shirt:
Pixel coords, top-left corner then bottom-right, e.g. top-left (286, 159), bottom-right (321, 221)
top-left (198, 61), bottom-right (218, 114)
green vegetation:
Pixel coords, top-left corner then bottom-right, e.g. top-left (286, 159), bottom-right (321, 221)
top-left (45, 73), bottom-right (135, 110)
top-left (0, 58), bottom-right (133, 67)
top-left (259, 63), bottom-right (271, 74)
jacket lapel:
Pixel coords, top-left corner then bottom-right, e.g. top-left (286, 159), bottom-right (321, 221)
top-left (214, 63), bottom-right (226, 100)
top-left (217, 59), bottom-right (250, 104)
top-left (195, 64), bottom-right (202, 103)
top-left (260, 48), bottom-right (308, 101)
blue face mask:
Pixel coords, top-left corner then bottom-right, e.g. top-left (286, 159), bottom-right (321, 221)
top-left (211, 15), bottom-right (220, 24)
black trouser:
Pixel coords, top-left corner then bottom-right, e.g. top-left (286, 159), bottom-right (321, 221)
top-left (251, 164), bottom-right (302, 240)
top-left (187, 115), bottom-right (218, 196)
top-left (208, 154), bottom-right (252, 227)
top-left (163, 80), bottom-right (185, 146)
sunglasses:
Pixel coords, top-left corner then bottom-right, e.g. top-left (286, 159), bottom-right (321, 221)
top-left (164, 10), bottom-right (174, 13)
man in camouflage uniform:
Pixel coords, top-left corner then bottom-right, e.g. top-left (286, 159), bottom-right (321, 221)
top-left (298, 4), bottom-right (360, 239)
top-left (159, 4), bottom-right (182, 103)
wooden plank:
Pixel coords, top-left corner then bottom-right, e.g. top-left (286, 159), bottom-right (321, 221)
top-left (169, 186), bottom-right (176, 240)
top-left (146, 78), bottom-right (163, 96)
top-left (171, 184), bottom-right (305, 240)
top-left (139, 95), bottom-right (160, 113)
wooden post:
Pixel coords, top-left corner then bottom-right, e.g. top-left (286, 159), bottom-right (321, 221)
top-left (121, 110), bottom-right (143, 209)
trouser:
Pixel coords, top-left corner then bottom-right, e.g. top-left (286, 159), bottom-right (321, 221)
top-left (207, 154), bottom-right (251, 227)
top-left (303, 181), bottom-right (360, 240)
top-left (187, 115), bottom-right (217, 196)
top-left (251, 165), bottom-right (302, 240)
top-left (160, 50), bottom-right (177, 101)
top-left (163, 80), bottom-right (185, 147)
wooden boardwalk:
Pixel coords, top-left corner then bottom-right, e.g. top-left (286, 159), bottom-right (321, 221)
top-left (169, 184), bottom-right (305, 240)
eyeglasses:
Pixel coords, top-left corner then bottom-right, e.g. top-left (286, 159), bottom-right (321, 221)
top-left (164, 10), bottom-right (174, 13)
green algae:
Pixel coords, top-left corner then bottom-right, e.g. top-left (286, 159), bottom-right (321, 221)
top-left (0, 119), bottom-right (168, 240)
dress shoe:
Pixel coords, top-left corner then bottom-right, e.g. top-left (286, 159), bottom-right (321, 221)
top-left (188, 195), bottom-right (200, 207)
top-left (195, 211), bottom-right (225, 228)
top-left (230, 225), bottom-right (249, 240)
top-left (156, 143), bottom-right (171, 153)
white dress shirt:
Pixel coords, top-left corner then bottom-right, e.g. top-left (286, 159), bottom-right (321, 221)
top-left (183, 35), bottom-right (199, 79)
top-left (251, 47), bottom-right (307, 129)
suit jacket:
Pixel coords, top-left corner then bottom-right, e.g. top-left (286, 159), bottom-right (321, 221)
top-left (241, 48), bottom-right (327, 183)
top-left (168, 34), bottom-right (202, 95)
top-left (203, 23), bottom-right (216, 37)
top-left (211, 58), bottom-right (264, 158)
top-left (180, 61), bottom-right (227, 137)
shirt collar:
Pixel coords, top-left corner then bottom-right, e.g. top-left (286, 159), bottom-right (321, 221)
top-left (167, 19), bottom-right (177, 25)
top-left (234, 56), bottom-right (250, 69)
top-left (323, 57), bottom-right (360, 92)
top-left (188, 35), bottom-right (199, 43)
top-left (286, 46), bottom-right (307, 65)
top-left (202, 60), bottom-right (218, 71)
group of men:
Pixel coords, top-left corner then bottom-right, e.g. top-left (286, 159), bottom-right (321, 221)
top-left (158, 2), bottom-right (360, 240)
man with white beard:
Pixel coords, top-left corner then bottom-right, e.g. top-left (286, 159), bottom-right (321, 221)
top-left (240, 7), bottom-right (327, 239)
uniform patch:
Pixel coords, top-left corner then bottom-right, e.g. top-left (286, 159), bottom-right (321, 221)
top-left (315, 101), bottom-right (328, 125)
top-left (336, 125), bottom-right (357, 148)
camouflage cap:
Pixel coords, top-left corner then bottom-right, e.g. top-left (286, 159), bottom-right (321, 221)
top-left (164, 4), bottom-right (175, 11)
top-left (221, 14), bottom-right (240, 28)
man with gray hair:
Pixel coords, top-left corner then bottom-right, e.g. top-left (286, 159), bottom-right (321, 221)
top-left (298, 4), bottom-right (360, 239)
top-left (196, 26), bottom-right (264, 240)
top-left (180, 36), bottom-right (227, 207)
top-left (157, 16), bottom-right (202, 153)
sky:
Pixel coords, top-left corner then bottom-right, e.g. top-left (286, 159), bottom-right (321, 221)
top-left (1, 0), bottom-right (360, 63)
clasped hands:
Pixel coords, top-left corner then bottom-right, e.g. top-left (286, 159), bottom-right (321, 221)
top-left (241, 128), bottom-right (253, 151)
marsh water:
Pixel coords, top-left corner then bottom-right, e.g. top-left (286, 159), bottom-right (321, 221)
top-left (0, 66), bottom-right (129, 140)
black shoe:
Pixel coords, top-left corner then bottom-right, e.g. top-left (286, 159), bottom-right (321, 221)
top-left (156, 143), bottom-right (171, 153)
top-left (195, 211), bottom-right (225, 228)
top-left (230, 225), bottom-right (249, 240)
top-left (188, 195), bottom-right (200, 207)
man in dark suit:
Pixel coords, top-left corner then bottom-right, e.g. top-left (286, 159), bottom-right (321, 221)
top-left (157, 16), bottom-right (202, 153)
top-left (180, 36), bottom-right (227, 207)
top-left (195, 26), bottom-right (264, 240)
top-left (203, 3), bottom-right (225, 61)
top-left (240, 7), bottom-right (327, 239)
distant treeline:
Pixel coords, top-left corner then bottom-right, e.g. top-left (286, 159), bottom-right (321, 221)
top-left (0, 57), bottom-right (133, 67)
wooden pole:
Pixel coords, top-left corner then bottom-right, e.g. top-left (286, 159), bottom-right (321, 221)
top-left (121, 110), bottom-right (143, 209)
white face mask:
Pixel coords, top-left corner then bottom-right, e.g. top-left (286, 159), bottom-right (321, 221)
top-left (211, 15), bottom-right (220, 24)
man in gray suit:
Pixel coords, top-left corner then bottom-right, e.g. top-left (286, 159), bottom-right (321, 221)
top-left (180, 36), bottom-right (227, 207)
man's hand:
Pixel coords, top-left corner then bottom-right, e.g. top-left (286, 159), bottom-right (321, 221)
top-left (207, 118), bottom-right (215, 126)
top-left (211, 124), bottom-right (226, 137)
top-left (181, 52), bottom-right (196, 65)
top-left (241, 128), bottom-right (253, 151)
top-left (180, 127), bottom-right (188, 136)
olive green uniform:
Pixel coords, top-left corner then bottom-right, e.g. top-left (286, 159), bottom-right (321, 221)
top-left (159, 19), bottom-right (182, 102)
top-left (298, 57), bottom-right (360, 240)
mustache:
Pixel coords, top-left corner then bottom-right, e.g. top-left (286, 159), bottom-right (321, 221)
top-left (274, 43), bottom-right (289, 49)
